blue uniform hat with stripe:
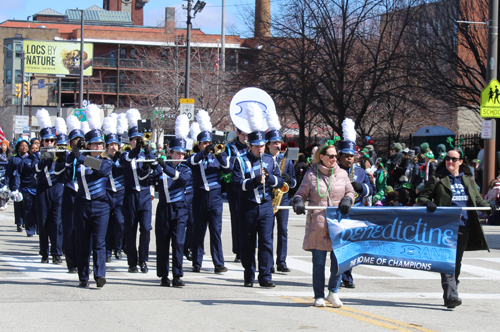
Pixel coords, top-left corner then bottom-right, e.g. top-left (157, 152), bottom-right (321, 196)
top-left (169, 138), bottom-right (187, 153)
top-left (265, 129), bottom-right (282, 142)
top-left (69, 129), bottom-right (84, 140)
top-left (40, 127), bottom-right (56, 139)
top-left (248, 130), bottom-right (267, 145)
top-left (85, 129), bottom-right (104, 143)
top-left (338, 118), bottom-right (357, 155)
top-left (338, 140), bottom-right (357, 155)
top-left (105, 133), bottom-right (120, 144)
top-left (57, 134), bottom-right (69, 145)
top-left (196, 130), bottom-right (212, 142)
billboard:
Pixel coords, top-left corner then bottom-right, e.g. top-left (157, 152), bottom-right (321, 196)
top-left (23, 40), bottom-right (93, 76)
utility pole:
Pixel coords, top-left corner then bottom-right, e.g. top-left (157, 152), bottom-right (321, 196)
top-left (79, 9), bottom-right (85, 108)
top-left (183, 0), bottom-right (206, 99)
top-left (20, 50), bottom-right (25, 117)
top-left (484, 0), bottom-right (498, 194)
top-left (221, 0), bottom-right (225, 71)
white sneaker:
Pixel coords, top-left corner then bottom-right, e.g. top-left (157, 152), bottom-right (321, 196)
top-left (326, 292), bottom-right (343, 308)
top-left (0, 207), bottom-right (5, 211)
top-left (314, 298), bottom-right (326, 307)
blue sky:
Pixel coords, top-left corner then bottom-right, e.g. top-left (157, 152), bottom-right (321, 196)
top-left (0, 0), bottom-right (257, 37)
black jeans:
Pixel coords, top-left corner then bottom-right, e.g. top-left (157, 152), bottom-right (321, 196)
top-left (440, 225), bottom-right (470, 303)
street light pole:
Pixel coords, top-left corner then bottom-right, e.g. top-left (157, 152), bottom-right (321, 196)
top-left (185, 0), bottom-right (192, 99)
top-left (79, 9), bottom-right (85, 109)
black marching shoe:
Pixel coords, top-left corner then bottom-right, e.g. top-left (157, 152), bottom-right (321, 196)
top-left (342, 281), bottom-right (355, 288)
top-left (172, 277), bottom-right (185, 287)
top-left (184, 250), bottom-right (193, 261)
top-left (53, 255), bottom-right (63, 264)
top-left (115, 251), bottom-right (122, 260)
top-left (244, 282), bottom-right (253, 287)
top-left (106, 256), bottom-right (112, 263)
top-left (270, 266), bottom-right (275, 274)
top-left (79, 281), bottom-right (89, 288)
top-left (68, 267), bottom-right (78, 274)
top-left (41, 256), bottom-right (49, 263)
top-left (277, 264), bottom-right (291, 273)
top-left (192, 266), bottom-right (201, 272)
top-left (160, 277), bottom-right (171, 287)
top-left (214, 265), bottom-right (228, 273)
top-left (17, 225), bottom-right (23, 232)
top-left (128, 265), bottom-right (138, 273)
top-left (260, 280), bottom-right (276, 288)
top-left (234, 253), bottom-right (241, 263)
top-left (95, 277), bottom-right (106, 288)
top-left (140, 262), bottom-right (148, 273)
top-left (446, 297), bottom-right (462, 309)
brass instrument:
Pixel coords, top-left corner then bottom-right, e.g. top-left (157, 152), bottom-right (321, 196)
top-left (209, 143), bottom-right (225, 156)
top-left (144, 132), bottom-right (153, 141)
top-left (259, 152), bottom-right (268, 203)
top-left (122, 144), bottom-right (132, 152)
top-left (272, 155), bottom-right (290, 214)
top-left (349, 165), bottom-right (359, 204)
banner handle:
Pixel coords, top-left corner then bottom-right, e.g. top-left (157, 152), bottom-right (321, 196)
top-left (276, 206), bottom-right (492, 211)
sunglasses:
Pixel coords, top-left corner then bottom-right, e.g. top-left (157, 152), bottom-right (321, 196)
top-left (324, 154), bottom-right (338, 159)
top-left (43, 139), bottom-right (55, 143)
top-left (444, 156), bottom-right (461, 162)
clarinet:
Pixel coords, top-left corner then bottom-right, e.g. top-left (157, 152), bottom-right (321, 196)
top-left (259, 153), bottom-right (268, 203)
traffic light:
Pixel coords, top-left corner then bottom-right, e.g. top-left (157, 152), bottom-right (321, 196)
top-left (24, 81), bottom-right (30, 97)
top-left (14, 84), bottom-right (21, 98)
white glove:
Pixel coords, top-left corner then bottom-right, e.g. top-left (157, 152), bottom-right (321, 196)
top-left (10, 190), bottom-right (23, 202)
top-left (0, 185), bottom-right (9, 199)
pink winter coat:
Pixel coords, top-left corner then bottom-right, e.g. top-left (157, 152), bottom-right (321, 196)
top-left (294, 163), bottom-right (355, 251)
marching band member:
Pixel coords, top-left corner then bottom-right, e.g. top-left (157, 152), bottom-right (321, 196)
top-left (103, 115), bottom-right (125, 262)
top-left (154, 114), bottom-right (192, 287)
top-left (70, 105), bottom-right (112, 288)
top-left (7, 138), bottom-right (31, 233)
top-left (120, 108), bottom-right (156, 273)
top-left (32, 109), bottom-right (65, 264)
top-left (265, 111), bottom-right (296, 273)
top-left (16, 138), bottom-right (38, 237)
top-left (337, 119), bottom-right (374, 288)
top-left (225, 129), bottom-right (248, 262)
top-left (232, 103), bottom-right (284, 287)
top-left (186, 110), bottom-right (230, 273)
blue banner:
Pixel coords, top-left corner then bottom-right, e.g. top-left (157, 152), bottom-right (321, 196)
top-left (0, 161), bottom-right (8, 187)
top-left (327, 207), bottom-right (462, 275)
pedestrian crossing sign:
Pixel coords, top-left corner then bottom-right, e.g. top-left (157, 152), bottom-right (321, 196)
top-left (481, 78), bottom-right (500, 118)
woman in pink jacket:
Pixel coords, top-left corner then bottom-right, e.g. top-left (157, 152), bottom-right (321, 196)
top-left (292, 141), bottom-right (355, 308)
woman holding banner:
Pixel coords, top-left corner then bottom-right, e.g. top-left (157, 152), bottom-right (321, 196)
top-left (292, 141), bottom-right (355, 308)
top-left (418, 148), bottom-right (494, 309)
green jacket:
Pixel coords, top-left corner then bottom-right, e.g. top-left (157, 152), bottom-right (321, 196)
top-left (417, 173), bottom-right (490, 251)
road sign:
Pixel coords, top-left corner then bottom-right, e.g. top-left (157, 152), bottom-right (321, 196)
top-left (23, 127), bottom-right (30, 134)
top-left (179, 98), bottom-right (195, 121)
top-left (481, 78), bottom-right (500, 117)
top-left (482, 119), bottom-right (495, 139)
top-left (38, 79), bottom-right (45, 89)
top-left (74, 109), bottom-right (87, 121)
top-left (14, 115), bottom-right (29, 134)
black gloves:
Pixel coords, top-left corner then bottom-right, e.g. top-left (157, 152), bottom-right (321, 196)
top-left (282, 173), bottom-right (292, 184)
top-left (204, 144), bottom-right (213, 156)
top-left (490, 203), bottom-right (499, 214)
top-left (113, 151), bottom-right (121, 162)
top-left (72, 147), bottom-right (81, 159)
top-left (136, 137), bottom-right (144, 149)
top-left (157, 158), bottom-right (166, 169)
top-left (425, 200), bottom-right (437, 213)
top-left (76, 139), bottom-right (85, 149)
top-left (351, 181), bottom-right (363, 193)
top-left (56, 151), bottom-right (66, 163)
top-left (253, 174), bottom-right (264, 187)
top-left (144, 144), bottom-right (150, 155)
top-left (292, 196), bottom-right (306, 215)
top-left (339, 196), bottom-right (353, 215)
top-left (142, 162), bottom-right (151, 170)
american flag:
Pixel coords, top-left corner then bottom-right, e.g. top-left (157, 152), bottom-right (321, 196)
top-left (0, 126), bottom-right (5, 141)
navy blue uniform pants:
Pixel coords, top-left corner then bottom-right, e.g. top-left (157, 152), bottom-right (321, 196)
top-left (14, 201), bottom-right (24, 226)
top-left (184, 191), bottom-right (194, 253)
top-left (273, 202), bottom-right (289, 266)
top-left (238, 200), bottom-right (274, 285)
top-left (226, 185), bottom-right (240, 255)
top-left (21, 189), bottom-right (37, 236)
top-left (106, 190), bottom-right (125, 257)
top-left (156, 201), bottom-right (187, 278)
top-left (123, 188), bottom-right (152, 267)
top-left (61, 186), bottom-right (77, 269)
top-left (35, 184), bottom-right (63, 257)
top-left (74, 196), bottom-right (110, 282)
top-left (192, 188), bottom-right (224, 268)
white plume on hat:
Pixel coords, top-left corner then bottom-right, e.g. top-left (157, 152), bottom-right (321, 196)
top-left (189, 122), bottom-right (200, 140)
top-left (36, 108), bottom-right (52, 130)
top-left (55, 117), bottom-right (67, 135)
top-left (266, 109), bottom-right (281, 131)
top-left (117, 113), bottom-right (127, 134)
top-left (103, 116), bottom-right (117, 135)
top-left (246, 102), bottom-right (265, 132)
top-left (66, 115), bottom-right (81, 132)
top-left (86, 104), bottom-right (102, 130)
top-left (342, 118), bottom-right (356, 142)
top-left (196, 110), bottom-right (212, 132)
top-left (81, 121), bottom-right (90, 134)
top-left (175, 114), bottom-right (190, 139)
top-left (109, 113), bottom-right (118, 119)
top-left (126, 108), bottom-right (141, 129)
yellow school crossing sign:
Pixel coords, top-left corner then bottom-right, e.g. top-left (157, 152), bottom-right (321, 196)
top-left (481, 79), bottom-right (500, 117)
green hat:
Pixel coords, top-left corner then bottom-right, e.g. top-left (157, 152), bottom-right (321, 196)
top-left (385, 186), bottom-right (394, 194)
top-left (438, 152), bottom-right (446, 160)
top-left (392, 143), bottom-right (402, 152)
top-left (402, 182), bottom-right (413, 190)
top-left (420, 142), bottom-right (430, 152)
top-left (424, 151), bottom-right (434, 159)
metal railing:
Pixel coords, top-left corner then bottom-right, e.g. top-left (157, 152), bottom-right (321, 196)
top-left (93, 57), bottom-right (167, 69)
top-left (61, 81), bottom-right (141, 94)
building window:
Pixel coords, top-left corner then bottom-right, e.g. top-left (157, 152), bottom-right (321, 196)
top-left (5, 70), bottom-right (12, 84)
top-left (6, 43), bottom-right (12, 58)
top-left (130, 49), bottom-right (137, 58)
top-left (15, 70), bottom-right (22, 83)
top-left (120, 48), bottom-right (127, 58)
top-left (15, 44), bottom-right (22, 58)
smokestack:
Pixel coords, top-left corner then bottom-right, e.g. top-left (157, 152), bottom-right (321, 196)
top-left (165, 7), bottom-right (175, 34)
top-left (255, 0), bottom-right (271, 37)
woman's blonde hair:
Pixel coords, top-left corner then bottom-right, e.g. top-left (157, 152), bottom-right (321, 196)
top-left (313, 143), bottom-right (336, 164)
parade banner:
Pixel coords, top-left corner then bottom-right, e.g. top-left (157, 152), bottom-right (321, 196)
top-left (0, 161), bottom-right (8, 187)
top-left (23, 40), bottom-right (94, 76)
top-left (327, 207), bottom-right (462, 275)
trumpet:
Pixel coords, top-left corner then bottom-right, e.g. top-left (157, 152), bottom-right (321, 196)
top-left (122, 144), bottom-right (133, 152)
top-left (144, 132), bottom-right (153, 141)
top-left (209, 144), bottom-right (225, 156)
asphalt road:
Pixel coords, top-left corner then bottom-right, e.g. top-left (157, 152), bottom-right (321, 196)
top-left (1, 200), bottom-right (500, 332)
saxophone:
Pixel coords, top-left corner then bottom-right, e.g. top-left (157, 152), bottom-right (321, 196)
top-left (349, 165), bottom-right (359, 204)
top-left (272, 155), bottom-right (289, 214)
